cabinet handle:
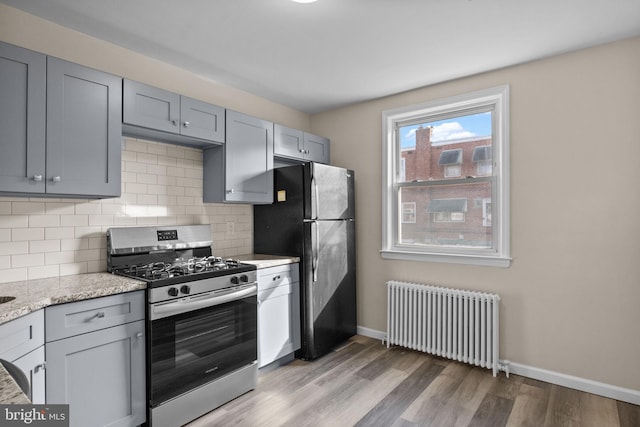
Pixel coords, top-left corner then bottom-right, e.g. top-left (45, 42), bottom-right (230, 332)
top-left (34, 363), bottom-right (46, 372)
top-left (298, 149), bottom-right (304, 153)
top-left (183, 121), bottom-right (190, 128)
top-left (32, 175), bottom-right (43, 182)
top-left (51, 176), bottom-right (61, 182)
top-left (272, 275), bottom-right (281, 281)
top-left (91, 311), bottom-right (106, 320)
top-left (227, 188), bottom-right (235, 194)
top-left (172, 120), bottom-right (178, 126)
top-left (135, 332), bottom-right (144, 339)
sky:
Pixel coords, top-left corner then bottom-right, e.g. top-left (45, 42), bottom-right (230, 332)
top-left (400, 112), bottom-right (491, 148)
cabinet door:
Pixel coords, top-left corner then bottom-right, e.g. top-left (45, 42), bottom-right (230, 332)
top-left (303, 132), bottom-right (330, 164)
top-left (0, 310), bottom-right (45, 363)
top-left (123, 79), bottom-right (180, 134)
top-left (258, 281), bottom-right (301, 368)
top-left (12, 346), bottom-right (46, 404)
top-left (274, 124), bottom-right (304, 159)
top-left (46, 58), bottom-right (122, 197)
top-left (180, 96), bottom-right (225, 143)
top-left (0, 42), bottom-right (46, 193)
top-left (46, 321), bottom-right (146, 427)
top-left (224, 110), bottom-right (274, 204)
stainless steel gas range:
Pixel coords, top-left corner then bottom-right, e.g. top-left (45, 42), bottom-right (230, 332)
top-left (107, 224), bottom-right (258, 427)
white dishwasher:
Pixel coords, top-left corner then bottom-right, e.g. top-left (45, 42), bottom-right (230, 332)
top-left (257, 263), bottom-right (301, 368)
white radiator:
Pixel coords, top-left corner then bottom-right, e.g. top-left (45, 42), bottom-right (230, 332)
top-left (386, 280), bottom-right (501, 376)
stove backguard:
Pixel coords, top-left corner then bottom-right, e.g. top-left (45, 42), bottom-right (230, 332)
top-left (107, 246), bottom-right (212, 274)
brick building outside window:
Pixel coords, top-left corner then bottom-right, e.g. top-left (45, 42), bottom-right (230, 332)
top-left (400, 126), bottom-right (492, 247)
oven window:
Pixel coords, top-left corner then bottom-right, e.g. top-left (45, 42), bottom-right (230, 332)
top-left (149, 295), bottom-right (257, 406)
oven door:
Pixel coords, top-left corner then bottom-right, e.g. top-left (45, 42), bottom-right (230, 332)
top-left (148, 284), bottom-right (257, 407)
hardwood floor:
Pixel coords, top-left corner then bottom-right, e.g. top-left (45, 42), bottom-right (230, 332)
top-left (187, 335), bottom-right (640, 427)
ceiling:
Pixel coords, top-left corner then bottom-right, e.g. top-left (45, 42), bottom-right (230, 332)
top-left (2, 0), bottom-right (640, 114)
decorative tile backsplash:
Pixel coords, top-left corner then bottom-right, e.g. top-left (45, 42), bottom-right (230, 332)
top-left (0, 138), bottom-right (252, 284)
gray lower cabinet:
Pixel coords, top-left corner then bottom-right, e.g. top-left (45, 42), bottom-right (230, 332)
top-left (274, 124), bottom-right (330, 164)
top-left (203, 110), bottom-right (274, 204)
top-left (257, 264), bottom-right (301, 368)
top-left (0, 41), bottom-right (121, 198)
top-left (123, 79), bottom-right (225, 147)
top-left (45, 292), bottom-right (146, 427)
top-left (0, 310), bottom-right (46, 403)
top-left (11, 346), bottom-right (46, 404)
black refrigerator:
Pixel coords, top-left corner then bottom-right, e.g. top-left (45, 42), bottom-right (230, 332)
top-left (254, 162), bottom-right (356, 360)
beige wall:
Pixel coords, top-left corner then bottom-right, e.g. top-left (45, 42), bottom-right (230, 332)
top-left (311, 36), bottom-right (640, 391)
top-left (0, 4), bottom-right (310, 129)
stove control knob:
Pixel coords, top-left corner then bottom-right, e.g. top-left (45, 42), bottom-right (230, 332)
top-left (180, 285), bottom-right (191, 295)
top-left (230, 276), bottom-right (239, 285)
top-left (167, 287), bottom-right (179, 297)
top-left (240, 274), bottom-right (249, 283)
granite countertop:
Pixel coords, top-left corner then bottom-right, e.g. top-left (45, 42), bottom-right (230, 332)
top-left (0, 273), bottom-right (147, 326)
top-left (236, 254), bottom-right (300, 269)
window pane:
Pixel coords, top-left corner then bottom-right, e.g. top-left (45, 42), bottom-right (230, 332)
top-left (399, 112), bottom-right (492, 183)
top-left (398, 181), bottom-right (492, 248)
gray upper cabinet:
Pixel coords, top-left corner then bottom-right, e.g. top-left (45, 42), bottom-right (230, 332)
top-left (0, 42), bottom-right (121, 198)
top-left (274, 124), bottom-right (330, 164)
top-left (180, 96), bottom-right (225, 141)
top-left (0, 42), bottom-right (46, 193)
top-left (123, 80), bottom-right (180, 133)
top-left (46, 57), bottom-right (122, 197)
top-left (123, 79), bottom-right (225, 147)
top-left (203, 110), bottom-right (273, 204)
top-left (303, 132), bottom-right (330, 164)
top-left (273, 125), bottom-right (304, 160)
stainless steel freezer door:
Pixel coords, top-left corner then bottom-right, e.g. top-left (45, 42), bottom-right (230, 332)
top-left (301, 218), bottom-right (356, 359)
top-left (309, 163), bottom-right (355, 220)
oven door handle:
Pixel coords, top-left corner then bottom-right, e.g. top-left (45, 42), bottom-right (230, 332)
top-left (150, 284), bottom-right (257, 321)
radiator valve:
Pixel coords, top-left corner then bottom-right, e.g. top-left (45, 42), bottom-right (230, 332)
top-left (498, 360), bottom-right (511, 378)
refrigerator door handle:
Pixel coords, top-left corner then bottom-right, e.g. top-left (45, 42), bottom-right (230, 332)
top-left (312, 220), bottom-right (319, 283)
top-left (312, 175), bottom-right (319, 220)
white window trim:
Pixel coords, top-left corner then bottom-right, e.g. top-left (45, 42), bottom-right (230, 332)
top-left (381, 85), bottom-right (511, 267)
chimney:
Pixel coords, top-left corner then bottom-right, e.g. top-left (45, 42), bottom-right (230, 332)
top-left (415, 126), bottom-right (432, 180)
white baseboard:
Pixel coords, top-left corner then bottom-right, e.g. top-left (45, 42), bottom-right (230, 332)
top-left (356, 325), bottom-right (640, 406)
top-left (357, 325), bottom-right (386, 342)
top-left (506, 362), bottom-right (640, 406)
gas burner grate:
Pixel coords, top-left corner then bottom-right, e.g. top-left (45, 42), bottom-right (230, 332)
top-left (116, 256), bottom-right (243, 280)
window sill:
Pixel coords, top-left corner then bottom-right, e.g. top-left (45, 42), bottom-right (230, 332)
top-left (380, 249), bottom-right (511, 268)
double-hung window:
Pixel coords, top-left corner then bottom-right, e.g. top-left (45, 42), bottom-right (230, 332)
top-left (381, 85), bottom-right (510, 267)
